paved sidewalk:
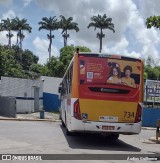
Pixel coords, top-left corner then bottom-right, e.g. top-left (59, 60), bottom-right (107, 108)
top-left (142, 127), bottom-right (156, 130)
top-left (0, 112), bottom-right (60, 122)
top-left (149, 137), bottom-right (160, 143)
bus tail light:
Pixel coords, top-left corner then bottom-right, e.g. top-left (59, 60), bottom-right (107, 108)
top-left (135, 104), bottom-right (142, 123)
top-left (73, 100), bottom-right (81, 120)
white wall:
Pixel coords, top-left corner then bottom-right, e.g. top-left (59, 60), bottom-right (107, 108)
top-left (0, 77), bottom-right (43, 113)
top-left (41, 76), bottom-right (62, 94)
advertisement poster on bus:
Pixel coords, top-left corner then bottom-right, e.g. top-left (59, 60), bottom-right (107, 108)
top-left (79, 57), bottom-right (141, 88)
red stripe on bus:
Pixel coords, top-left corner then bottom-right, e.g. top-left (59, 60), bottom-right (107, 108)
top-left (79, 85), bottom-right (139, 102)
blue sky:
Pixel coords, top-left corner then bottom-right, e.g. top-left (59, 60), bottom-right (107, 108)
top-left (0, 0), bottom-right (160, 64)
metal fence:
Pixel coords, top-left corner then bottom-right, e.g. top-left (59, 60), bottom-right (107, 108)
top-left (144, 80), bottom-right (160, 108)
top-left (0, 96), bottom-right (16, 118)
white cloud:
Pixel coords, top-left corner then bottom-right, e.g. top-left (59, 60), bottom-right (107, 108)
top-left (104, 36), bottom-right (129, 53)
top-left (23, 0), bottom-right (32, 7)
top-left (1, 0), bottom-right (160, 64)
top-left (33, 37), bottom-right (59, 64)
top-left (0, 31), bottom-right (17, 45)
top-left (2, 10), bottom-right (16, 19)
top-left (104, 36), bottom-right (141, 58)
top-left (35, 0), bottom-right (135, 53)
top-left (139, 0), bottom-right (160, 19)
top-left (126, 1), bottom-right (160, 61)
top-left (141, 44), bottom-right (159, 64)
top-left (0, 0), bottom-right (12, 7)
top-left (0, 32), bottom-right (8, 45)
top-left (0, 10), bottom-right (17, 45)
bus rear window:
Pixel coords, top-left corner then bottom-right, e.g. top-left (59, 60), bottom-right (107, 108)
top-left (79, 56), bottom-right (141, 88)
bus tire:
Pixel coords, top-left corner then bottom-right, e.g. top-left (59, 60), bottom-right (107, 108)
top-left (111, 134), bottom-right (119, 140)
top-left (66, 128), bottom-right (72, 136)
top-left (59, 114), bottom-right (65, 127)
top-left (61, 120), bottom-right (65, 127)
top-left (65, 113), bottom-right (72, 136)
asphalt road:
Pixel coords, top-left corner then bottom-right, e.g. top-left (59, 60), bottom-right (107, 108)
top-left (0, 120), bottom-right (159, 163)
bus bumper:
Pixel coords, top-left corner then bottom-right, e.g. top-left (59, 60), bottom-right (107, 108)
top-left (71, 118), bottom-right (141, 134)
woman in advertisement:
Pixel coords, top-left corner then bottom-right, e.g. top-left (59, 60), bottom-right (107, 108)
top-left (121, 65), bottom-right (136, 88)
top-left (107, 66), bottom-right (121, 84)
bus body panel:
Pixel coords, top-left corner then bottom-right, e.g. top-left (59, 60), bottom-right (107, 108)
top-left (79, 99), bottom-right (138, 123)
top-left (82, 121), bottom-right (141, 134)
top-left (79, 84), bottom-right (140, 102)
top-left (60, 52), bottom-right (143, 135)
top-left (60, 96), bottom-right (72, 130)
top-left (72, 54), bottom-right (79, 98)
top-left (70, 117), bottom-right (141, 134)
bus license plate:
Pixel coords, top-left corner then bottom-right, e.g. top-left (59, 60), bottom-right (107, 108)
top-left (102, 126), bottom-right (115, 130)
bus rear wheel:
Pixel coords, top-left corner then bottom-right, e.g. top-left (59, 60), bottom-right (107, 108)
top-left (61, 120), bottom-right (65, 127)
top-left (60, 114), bottom-right (65, 127)
top-left (65, 114), bottom-right (72, 136)
top-left (110, 134), bottom-right (119, 140)
top-left (66, 128), bottom-right (73, 136)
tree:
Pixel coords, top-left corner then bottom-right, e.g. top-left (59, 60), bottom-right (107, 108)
top-left (0, 44), bottom-right (24, 78)
top-left (146, 16), bottom-right (160, 29)
top-left (11, 45), bottom-right (38, 70)
top-left (0, 18), bottom-right (14, 47)
top-left (30, 63), bottom-right (44, 74)
top-left (0, 44), bottom-right (41, 79)
top-left (146, 56), bottom-right (155, 67)
top-left (12, 17), bottom-right (32, 49)
top-left (38, 16), bottom-right (58, 60)
top-left (0, 46), bottom-right (4, 77)
top-left (45, 56), bottom-right (59, 76)
top-left (58, 46), bottom-right (91, 77)
top-left (59, 15), bottom-right (79, 47)
top-left (21, 49), bottom-right (39, 70)
top-left (43, 45), bottom-right (91, 78)
top-left (144, 65), bottom-right (160, 80)
top-left (88, 14), bottom-right (115, 53)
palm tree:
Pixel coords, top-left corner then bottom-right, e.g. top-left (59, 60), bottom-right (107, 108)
top-left (59, 15), bottom-right (79, 47)
top-left (39, 16), bottom-right (58, 60)
top-left (12, 17), bottom-right (32, 49)
top-left (0, 18), bottom-right (14, 47)
top-left (146, 16), bottom-right (160, 29)
top-left (88, 14), bottom-right (115, 53)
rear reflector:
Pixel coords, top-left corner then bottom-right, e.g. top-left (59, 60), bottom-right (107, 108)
top-left (73, 100), bottom-right (81, 120)
top-left (135, 103), bottom-right (142, 123)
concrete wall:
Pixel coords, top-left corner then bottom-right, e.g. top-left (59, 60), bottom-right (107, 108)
top-left (41, 76), bottom-right (62, 112)
top-left (0, 77), bottom-right (43, 113)
top-left (142, 108), bottom-right (160, 127)
top-left (41, 76), bottom-right (62, 94)
top-left (0, 96), bottom-right (16, 118)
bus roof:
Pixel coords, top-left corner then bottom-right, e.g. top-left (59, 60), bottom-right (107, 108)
top-left (77, 52), bottom-right (142, 61)
top-left (61, 52), bottom-right (143, 80)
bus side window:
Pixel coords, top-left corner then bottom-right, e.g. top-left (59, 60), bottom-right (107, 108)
top-left (68, 71), bottom-right (70, 94)
top-left (66, 73), bottom-right (69, 94)
top-left (69, 65), bottom-right (73, 94)
top-left (65, 77), bottom-right (68, 95)
top-left (62, 79), bottom-right (67, 96)
top-left (67, 72), bottom-right (70, 94)
top-left (58, 83), bottom-right (62, 94)
top-left (61, 82), bottom-right (65, 96)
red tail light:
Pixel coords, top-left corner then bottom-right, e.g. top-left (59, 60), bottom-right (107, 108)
top-left (135, 103), bottom-right (142, 123)
top-left (73, 100), bottom-right (81, 120)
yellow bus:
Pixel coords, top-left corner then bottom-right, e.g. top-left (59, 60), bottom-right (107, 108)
top-left (59, 49), bottom-right (144, 139)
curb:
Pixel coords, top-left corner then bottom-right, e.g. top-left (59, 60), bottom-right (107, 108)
top-left (0, 117), bottom-right (61, 122)
top-left (0, 119), bottom-right (157, 128)
top-left (149, 137), bottom-right (160, 144)
top-left (142, 127), bottom-right (156, 130)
